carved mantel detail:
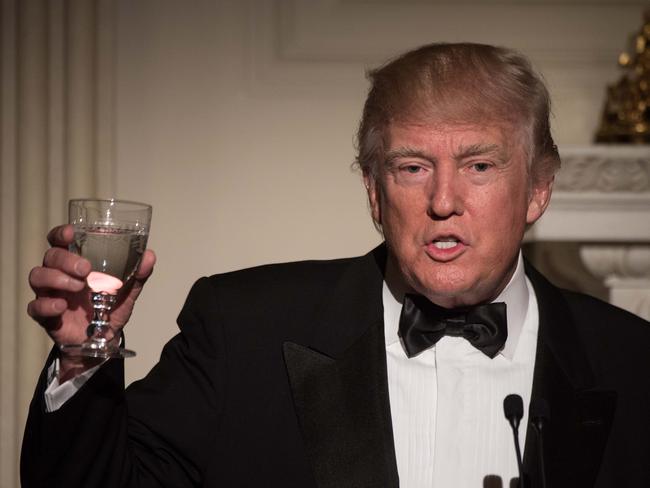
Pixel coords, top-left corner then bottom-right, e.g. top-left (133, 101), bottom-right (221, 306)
top-left (579, 245), bottom-right (650, 281)
top-left (556, 152), bottom-right (650, 192)
top-left (528, 145), bottom-right (650, 243)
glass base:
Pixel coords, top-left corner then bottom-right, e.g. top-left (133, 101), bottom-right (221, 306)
top-left (60, 342), bottom-right (136, 359)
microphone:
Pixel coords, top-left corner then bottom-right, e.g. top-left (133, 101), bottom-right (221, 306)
top-left (503, 394), bottom-right (525, 488)
top-left (530, 398), bottom-right (550, 488)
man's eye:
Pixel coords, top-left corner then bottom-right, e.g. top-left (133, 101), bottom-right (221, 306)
top-left (472, 162), bottom-right (491, 172)
top-left (403, 165), bottom-right (422, 174)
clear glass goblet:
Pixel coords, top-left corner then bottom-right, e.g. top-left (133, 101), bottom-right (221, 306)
top-left (59, 198), bottom-right (152, 358)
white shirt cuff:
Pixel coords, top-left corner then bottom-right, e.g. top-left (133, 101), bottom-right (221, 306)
top-left (44, 358), bottom-right (105, 412)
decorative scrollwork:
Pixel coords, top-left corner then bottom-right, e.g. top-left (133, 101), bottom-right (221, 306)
top-left (556, 155), bottom-right (650, 192)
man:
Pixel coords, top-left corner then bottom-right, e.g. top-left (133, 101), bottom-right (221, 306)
top-left (22, 43), bottom-right (650, 487)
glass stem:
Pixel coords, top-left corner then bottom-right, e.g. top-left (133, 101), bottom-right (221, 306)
top-left (88, 292), bottom-right (117, 345)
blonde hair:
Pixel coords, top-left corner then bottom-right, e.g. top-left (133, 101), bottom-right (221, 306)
top-left (355, 43), bottom-right (560, 186)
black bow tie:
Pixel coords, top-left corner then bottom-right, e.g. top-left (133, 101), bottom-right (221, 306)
top-left (398, 294), bottom-right (508, 359)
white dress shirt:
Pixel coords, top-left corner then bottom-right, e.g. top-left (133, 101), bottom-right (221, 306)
top-left (44, 358), bottom-right (103, 411)
top-left (383, 253), bottom-right (539, 487)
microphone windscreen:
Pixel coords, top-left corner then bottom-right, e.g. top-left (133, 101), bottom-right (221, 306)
top-left (503, 393), bottom-right (524, 421)
top-left (530, 397), bottom-right (550, 422)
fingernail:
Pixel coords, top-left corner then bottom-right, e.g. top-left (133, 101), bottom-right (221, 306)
top-left (74, 260), bottom-right (87, 275)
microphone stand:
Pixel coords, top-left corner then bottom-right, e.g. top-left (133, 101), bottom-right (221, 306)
top-left (530, 398), bottom-right (550, 488)
top-left (503, 394), bottom-right (525, 488)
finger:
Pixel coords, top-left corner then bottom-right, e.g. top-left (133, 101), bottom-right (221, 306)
top-left (118, 250), bottom-right (156, 307)
top-left (134, 249), bottom-right (156, 281)
top-left (27, 296), bottom-right (67, 320)
top-left (47, 224), bottom-right (75, 247)
top-left (29, 266), bottom-right (87, 294)
top-left (42, 247), bottom-right (91, 278)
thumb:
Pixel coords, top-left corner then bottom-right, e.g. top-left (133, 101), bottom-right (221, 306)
top-left (122, 249), bottom-right (156, 303)
top-left (134, 249), bottom-right (156, 283)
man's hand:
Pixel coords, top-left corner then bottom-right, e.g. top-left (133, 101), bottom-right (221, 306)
top-left (27, 224), bottom-right (156, 381)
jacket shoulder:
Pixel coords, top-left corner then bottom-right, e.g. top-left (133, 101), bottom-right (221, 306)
top-left (205, 255), bottom-right (362, 296)
top-left (557, 288), bottom-right (650, 377)
top-left (560, 288), bottom-right (650, 330)
top-left (178, 253), bottom-right (372, 327)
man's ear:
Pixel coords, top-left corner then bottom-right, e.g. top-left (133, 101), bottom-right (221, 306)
top-left (363, 170), bottom-right (382, 225)
top-left (526, 176), bottom-right (554, 225)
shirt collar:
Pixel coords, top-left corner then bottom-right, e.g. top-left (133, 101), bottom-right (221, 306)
top-left (382, 252), bottom-right (529, 360)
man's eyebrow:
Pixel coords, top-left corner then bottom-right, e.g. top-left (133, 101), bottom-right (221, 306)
top-left (384, 147), bottom-right (434, 165)
top-left (384, 143), bottom-right (506, 167)
top-left (455, 143), bottom-right (502, 159)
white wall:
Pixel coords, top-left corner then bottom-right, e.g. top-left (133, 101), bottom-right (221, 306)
top-left (111, 0), bottom-right (649, 384)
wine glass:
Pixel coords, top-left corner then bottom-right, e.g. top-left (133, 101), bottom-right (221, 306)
top-left (59, 198), bottom-right (152, 358)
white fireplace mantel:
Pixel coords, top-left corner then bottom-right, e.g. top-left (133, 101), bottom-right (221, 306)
top-left (527, 145), bottom-right (650, 242)
top-left (526, 145), bottom-right (650, 319)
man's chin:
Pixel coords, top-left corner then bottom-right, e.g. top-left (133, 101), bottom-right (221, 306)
top-left (407, 276), bottom-right (489, 308)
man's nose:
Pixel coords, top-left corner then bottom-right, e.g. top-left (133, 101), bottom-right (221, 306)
top-left (427, 166), bottom-right (463, 219)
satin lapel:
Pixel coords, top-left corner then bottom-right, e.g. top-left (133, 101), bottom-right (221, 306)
top-left (523, 263), bottom-right (616, 488)
top-left (284, 322), bottom-right (398, 488)
top-left (283, 245), bottom-right (399, 488)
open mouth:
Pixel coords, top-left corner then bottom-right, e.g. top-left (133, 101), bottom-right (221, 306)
top-left (432, 239), bottom-right (459, 250)
top-left (426, 236), bottom-right (467, 260)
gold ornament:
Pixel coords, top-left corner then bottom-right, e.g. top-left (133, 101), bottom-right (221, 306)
top-left (595, 10), bottom-right (650, 143)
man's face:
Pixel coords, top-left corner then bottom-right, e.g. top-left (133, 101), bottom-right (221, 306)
top-left (366, 121), bottom-right (552, 308)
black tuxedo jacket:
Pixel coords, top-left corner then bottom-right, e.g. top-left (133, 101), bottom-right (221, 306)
top-left (22, 246), bottom-right (650, 487)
